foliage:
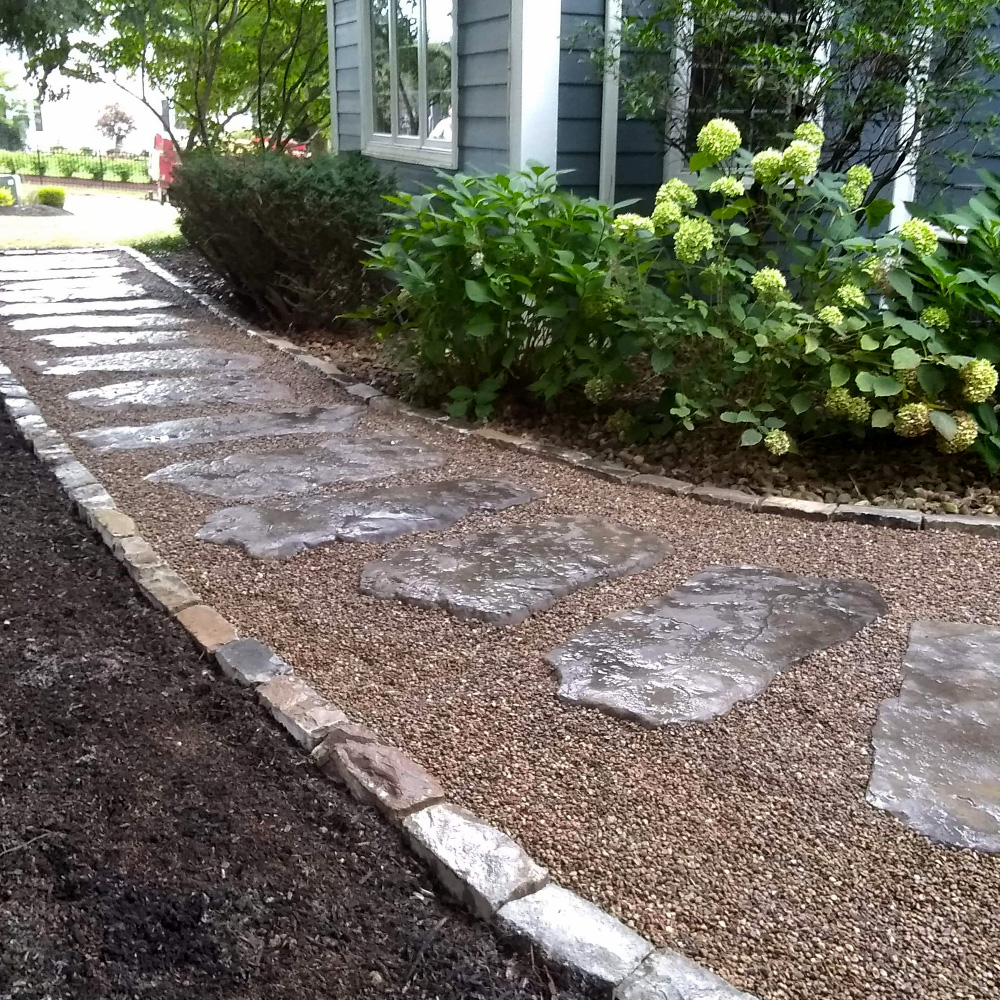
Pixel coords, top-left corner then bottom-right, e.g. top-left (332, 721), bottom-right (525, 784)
top-left (35, 186), bottom-right (65, 208)
top-left (95, 104), bottom-right (136, 152)
top-left (592, 0), bottom-right (1000, 196)
top-left (364, 167), bottom-right (636, 419)
top-left (0, 148), bottom-right (146, 182)
top-left (170, 153), bottom-right (393, 330)
top-left (0, 72), bottom-right (29, 151)
top-left (0, 188), bottom-right (14, 207)
top-left (119, 229), bottom-right (186, 252)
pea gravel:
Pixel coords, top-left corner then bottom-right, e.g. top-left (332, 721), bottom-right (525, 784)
top-left (2, 250), bottom-right (998, 1000)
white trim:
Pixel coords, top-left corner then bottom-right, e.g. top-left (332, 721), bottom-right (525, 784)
top-left (889, 38), bottom-right (931, 231)
top-left (663, 8), bottom-right (694, 181)
top-left (325, 0), bottom-right (339, 154)
top-left (599, 0), bottom-right (622, 203)
top-left (509, 0), bottom-right (561, 170)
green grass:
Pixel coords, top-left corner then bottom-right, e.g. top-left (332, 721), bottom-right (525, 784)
top-left (118, 230), bottom-right (187, 253)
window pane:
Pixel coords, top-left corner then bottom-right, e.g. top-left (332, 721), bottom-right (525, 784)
top-left (370, 0), bottom-right (391, 133)
top-left (426, 0), bottom-right (453, 141)
top-left (396, 0), bottom-right (420, 136)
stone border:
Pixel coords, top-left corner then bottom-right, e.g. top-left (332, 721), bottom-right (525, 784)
top-left (0, 247), bottom-right (758, 999)
top-left (110, 245), bottom-right (1000, 540)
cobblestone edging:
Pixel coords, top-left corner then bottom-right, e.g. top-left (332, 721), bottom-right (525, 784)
top-left (0, 249), bottom-right (758, 999)
top-left (113, 245), bottom-right (1000, 540)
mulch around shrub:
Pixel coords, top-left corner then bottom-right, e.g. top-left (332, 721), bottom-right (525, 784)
top-left (0, 414), bottom-right (595, 1000)
top-left (0, 204), bottom-right (70, 216)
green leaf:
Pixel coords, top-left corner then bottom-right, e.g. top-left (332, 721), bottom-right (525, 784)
top-left (740, 428), bottom-right (763, 447)
top-left (854, 371), bottom-right (875, 393)
top-left (467, 314), bottom-right (494, 339)
top-left (688, 151), bottom-right (713, 172)
top-left (917, 364), bottom-right (946, 397)
top-left (972, 401), bottom-right (1000, 434)
top-left (872, 409), bottom-right (894, 428)
top-left (804, 334), bottom-right (819, 354)
top-left (871, 376), bottom-right (904, 397)
top-left (886, 269), bottom-right (915, 306)
top-left (729, 223), bottom-right (749, 236)
top-left (736, 410), bottom-right (757, 423)
top-left (650, 348), bottom-right (672, 373)
top-left (891, 347), bottom-right (921, 369)
top-left (720, 411), bottom-right (740, 423)
top-left (860, 334), bottom-right (880, 352)
top-left (930, 409), bottom-right (958, 440)
top-left (829, 363), bottom-right (850, 387)
top-left (464, 279), bottom-right (489, 303)
top-left (754, 333), bottom-right (769, 348)
top-left (864, 198), bottom-right (894, 228)
top-left (790, 392), bottom-right (812, 415)
top-left (733, 350), bottom-right (752, 364)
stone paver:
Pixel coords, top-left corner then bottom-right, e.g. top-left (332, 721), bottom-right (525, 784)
top-left (67, 374), bottom-right (293, 410)
top-left (147, 433), bottom-right (445, 500)
top-left (197, 478), bottom-right (537, 558)
top-left (496, 884), bottom-right (653, 988)
top-left (74, 405), bottom-right (363, 452)
top-left (0, 273), bottom-right (137, 294)
top-left (867, 620), bottom-right (1000, 853)
top-left (34, 348), bottom-right (264, 377)
top-left (257, 675), bottom-right (347, 750)
top-left (0, 298), bottom-right (175, 317)
top-left (174, 603), bottom-right (239, 652)
top-left (31, 330), bottom-right (191, 350)
top-left (615, 950), bottom-right (760, 1000)
top-left (0, 267), bottom-right (136, 283)
top-left (0, 283), bottom-right (144, 304)
top-left (403, 803), bottom-right (549, 919)
top-left (359, 515), bottom-right (672, 625)
top-left (547, 565), bottom-right (887, 726)
top-left (0, 252), bottom-right (120, 271)
top-left (12, 312), bottom-right (190, 332)
top-left (215, 637), bottom-right (292, 686)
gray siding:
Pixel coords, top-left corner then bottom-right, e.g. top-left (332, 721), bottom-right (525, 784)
top-left (558, 0), bottom-right (604, 198)
top-left (330, 0), bottom-right (511, 189)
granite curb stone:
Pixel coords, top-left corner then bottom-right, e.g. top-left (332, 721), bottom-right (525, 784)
top-left (831, 504), bottom-right (923, 530)
top-left (174, 604), bottom-right (239, 653)
top-left (216, 637), bottom-right (292, 687)
top-left (134, 566), bottom-right (201, 614)
top-left (614, 950), bottom-right (760, 1000)
top-left (257, 675), bottom-right (348, 750)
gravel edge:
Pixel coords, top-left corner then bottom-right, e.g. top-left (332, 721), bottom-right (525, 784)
top-left (0, 245), bottom-right (759, 1000)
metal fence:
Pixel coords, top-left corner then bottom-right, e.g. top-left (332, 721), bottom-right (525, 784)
top-left (0, 148), bottom-right (150, 186)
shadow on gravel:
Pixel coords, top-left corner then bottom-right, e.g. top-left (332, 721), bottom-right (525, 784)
top-left (0, 412), bottom-right (597, 1000)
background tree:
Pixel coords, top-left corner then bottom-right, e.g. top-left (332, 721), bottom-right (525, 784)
top-left (595, 0), bottom-right (1000, 197)
top-left (96, 103), bottom-right (136, 151)
top-left (0, 72), bottom-right (30, 151)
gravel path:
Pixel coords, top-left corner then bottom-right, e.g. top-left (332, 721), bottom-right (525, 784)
top-left (2, 249), bottom-right (999, 1000)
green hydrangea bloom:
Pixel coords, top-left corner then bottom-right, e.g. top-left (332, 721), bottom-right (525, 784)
top-left (673, 216), bottom-right (715, 264)
top-left (937, 410), bottom-right (978, 453)
top-left (751, 149), bottom-right (784, 184)
top-left (825, 387), bottom-right (852, 417)
top-left (708, 175), bottom-right (744, 198)
top-left (960, 358), bottom-right (999, 402)
top-left (899, 218), bottom-right (938, 257)
top-left (471, 251), bottom-right (485, 271)
top-left (613, 212), bottom-right (655, 240)
top-left (846, 164), bottom-right (874, 189)
top-left (696, 118), bottom-right (742, 161)
top-left (750, 267), bottom-right (787, 300)
top-left (894, 402), bottom-right (932, 438)
top-left (583, 377), bottom-right (614, 404)
top-left (842, 181), bottom-right (865, 209)
top-left (605, 408), bottom-right (636, 435)
top-left (836, 283), bottom-right (867, 309)
top-left (817, 305), bottom-right (844, 327)
top-left (900, 369), bottom-right (920, 392)
top-left (919, 306), bottom-right (949, 330)
top-left (656, 178), bottom-right (697, 208)
top-left (764, 428), bottom-right (792, 456)
top-left (793, 122), bottom-right (825, 147)
top-left (781, 140), bottom-right (821, 178)
top-left (844, 395), bottom-right (873, 424)
top-left (652, 197), bottom-right (683, 230)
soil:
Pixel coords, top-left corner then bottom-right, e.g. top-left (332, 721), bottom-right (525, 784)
top-left (0, 413), bottom-right (596, 1000)
top-left (0, 204), bottom-right (70, 217)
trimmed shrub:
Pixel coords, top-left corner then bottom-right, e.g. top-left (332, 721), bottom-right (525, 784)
top-left (169, 153), bottom-right (394, 330)
top-left (0, 189), bottom-right (14, 207)
top-left (35, 186), bottom-right (66, 209)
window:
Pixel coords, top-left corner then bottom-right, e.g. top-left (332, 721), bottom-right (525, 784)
top-left (363, 0), bottom-right (456, 167)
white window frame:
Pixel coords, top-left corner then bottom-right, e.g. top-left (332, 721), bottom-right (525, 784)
top-left (358, 0), bottom-right (459, 169)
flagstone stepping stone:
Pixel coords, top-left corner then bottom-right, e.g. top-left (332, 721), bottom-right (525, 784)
top-left (359, 515), bottom-right (672, 625)
top-left (74, 405), bottom-right (363, 453)
top-left (68, 373), bottom-right (293, 410)
top-left (197, 479), bottom-right (537, 558)
top-left (1, 252), bottom-right (120, 271)
top-left (0, 271), bottom-right (137, 293)
top-left (0, 283), bottom-right (144, 304)
top-left (34, 347), bottom-right (263, 377)
top-left (0, 297), bottom-right (175, 317)
top-left (32, 330), bottom-right (191, 350)
top-left (147, 433), bottom-right (444, 500)
top-left (12, 312), bottom-right (189, 332)
top-left (546, 565), bottom-right (886, 727)
top-left (867, 620), bottom-right (1000, 853)
top-left (0, 267), bottom-right (136, 283)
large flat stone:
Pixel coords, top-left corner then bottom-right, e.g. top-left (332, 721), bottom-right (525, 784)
top-left (67, 374), bottom-right (293, 409)
top-left (35, 347), bottom-right (264, 377)
top-left (32, 330), bottom-right (190, 350)
top-left (197, 478), bottom-right (537, 558)
top-left (497, 884), bottom-right (653, 988)
top-left (1, 252), bottom-right (120, 272)
top-left (0, 266), bottom-right (136, 283)
top-left (614, 950), bottom-right (759, 1000)
top-left (547, 565), bottom-right (886, 726)
top-left (12, 312), bottom-right (190, 332)
top-left (402, 803), bottom-right (549, 919)
top-left (359, 515), bottom-right (672, 625)
top-left (0, 282), bottom-right (144, 304)
top-left (174, 604), bottom-right (238, 652)
top-left (215, 637), bottom-right (291, 686)
top-left (147, 433), bottom-right (445, 500)
top-left (0, 272), bottom-right (137, 294)
top-left (257, 675), bottom-right (348, 750)
top-left (867, 620), bottom-right (1000, 853)
top-left (1, 298), bottom-right (175, 317)
top-left (74, 405), bottom-right (363, 452)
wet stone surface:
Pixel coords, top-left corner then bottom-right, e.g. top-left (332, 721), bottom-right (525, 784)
top-left (0, 266), bottom-right (137, 283)
top-left (74, 405), bottom-right (364, 453)
top-left (0, 252), bottom-right (120, 271)
top-left (35, 347), bottom-right (264, 377)
top-left (31, 329), bottom-right (191, 350)
top-left (68, 373), bottom-right (293, 410)
top-left (547, 565), bottom-right (887, 726)
top-left (197, 478), bottom-right (537, 559)
top-left (11, 311), bottom-right (189, 332)
top-left (867, 620), bottom-right (1000, 853)
top-left (360, 515), bottom-right (672, 625)
top-left (0, 272), bottom-right (137, 294)
top-left (146, 433), bottom-right (445, 500)
top-left (0, 298), bottom-right (175, 317)
top-left (0, 282), bottom-right (145, 304)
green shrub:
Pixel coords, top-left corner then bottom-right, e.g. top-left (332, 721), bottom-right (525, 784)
top-left (88, 157), bottom-right (107, 181)
top-left (35, 186), bottom-right (65, 208)
top-left (0, 189), bottom-right (14, 207)
top-left (366, 167), bottom-right (634, 418)
top-left (170, 153), bottom-right (394, 330)
top-left (111, 161), bottom-right (134, 182)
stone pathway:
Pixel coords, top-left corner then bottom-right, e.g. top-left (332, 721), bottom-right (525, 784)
top-left (34, 347), bottom-right (262, 376)
top-left (67, 373), bottom-right (294, 409)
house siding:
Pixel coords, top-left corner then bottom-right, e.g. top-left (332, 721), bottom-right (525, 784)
top-left (558, 0), bottom-right (604, 198)
top-left (330, 0), bottom-right (511, 189)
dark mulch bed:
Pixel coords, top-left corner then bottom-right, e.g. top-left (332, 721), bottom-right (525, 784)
top-left (0, 413), bottom-right (595, 1000)
top-left (0, 204), bottom-right (70, 216)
